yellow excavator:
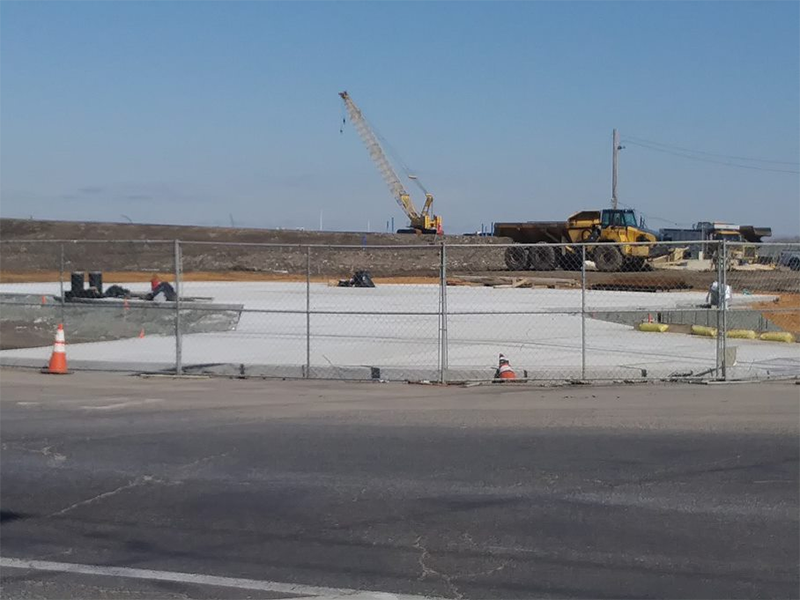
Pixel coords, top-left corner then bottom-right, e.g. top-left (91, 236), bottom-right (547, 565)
top-left (339, 91), bottom-right (443, 234)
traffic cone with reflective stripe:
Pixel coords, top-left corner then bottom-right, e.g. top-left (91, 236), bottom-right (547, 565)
top-left (497, 353), bottom-right (516, 380)
top-left (42, 324), bottom-right (70, 375)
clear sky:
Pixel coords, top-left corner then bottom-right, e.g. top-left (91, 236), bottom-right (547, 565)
top-left (2, 1), bottom-right (798, 235)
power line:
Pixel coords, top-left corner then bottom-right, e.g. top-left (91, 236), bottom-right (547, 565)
top-left (622, 139), bottom-right (800, 174)
top-left (623, 134), bottom-right (799, 166)
top-left (616, 201), bottom-right (687, 227)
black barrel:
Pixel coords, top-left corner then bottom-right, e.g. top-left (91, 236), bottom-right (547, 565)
top-left (88, 271), bottom-right (103, 294)
top-left (70, 272), bottom-right (85, 295)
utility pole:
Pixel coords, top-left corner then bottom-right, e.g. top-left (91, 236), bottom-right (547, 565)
top-left (611, 128), bottom-right (620, 210)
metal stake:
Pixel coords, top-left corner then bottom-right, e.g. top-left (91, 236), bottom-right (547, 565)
top-left (174, 239), bottom-right (183, 375)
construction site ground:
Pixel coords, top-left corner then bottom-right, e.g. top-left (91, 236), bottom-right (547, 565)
top-left (3, 280), bottom-right (797, 382)
top-left (0, 220), bottom-right (800, 375)
top-left (2, 268), bottom-right (797, 293)
top-left (2, 217), bottom-right (797, 291)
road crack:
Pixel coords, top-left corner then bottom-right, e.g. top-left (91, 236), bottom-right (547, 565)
top-left (3, 442), bottom-right (66, 464)
top-left (47, 476), bottom-right (163, 518)
top-left (413, 536), bottom-right (463, 599)
top-left (175, 451), bottom-right (232, 474)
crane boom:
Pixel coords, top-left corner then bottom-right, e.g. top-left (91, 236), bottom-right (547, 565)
top-left (339, 91), bottom-right (442, 233)
top-left (339, 91), bottom-right (420, 219)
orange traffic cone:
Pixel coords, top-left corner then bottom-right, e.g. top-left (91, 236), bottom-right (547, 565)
top-left (42, 324), bottom-right (70, 375)
top-left (41, 295), bottom-right (47, 305)
top-left (647, 313), bottom-right (654, 323)
top-left (497, 354), bottom-right (516, 381)
top-left (138, 328), bottom-right (145, 338)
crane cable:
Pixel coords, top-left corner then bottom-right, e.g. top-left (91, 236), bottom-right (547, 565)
top-left (341, 104), bottom-right (429, 194)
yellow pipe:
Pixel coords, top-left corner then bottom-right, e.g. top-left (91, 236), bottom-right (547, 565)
top-left (727, 329), bottom-right (757, 339)
top-left (691, 325), bottom-right (717, 337)
top-left (759, 332), bottom-right (796, 343)
top-left (638, 323), bottom-right (669, 332)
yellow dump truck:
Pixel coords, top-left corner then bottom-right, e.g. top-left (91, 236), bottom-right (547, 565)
top-left (494, 208), bottom-right (660, 272)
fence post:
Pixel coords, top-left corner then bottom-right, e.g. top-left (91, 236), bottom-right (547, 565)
top-left (59, 243), bottom-right (65, 325)
top-left (439, 242), bottom-right (448, 384)
top-left (306, 246), bottom-right (311, 379)
top-left (174, 239), bottom-right (183, 376)
top-left (714, 240), bottom-right (723, 379)
top-left (720, 240), bottom-right (728, 381)
top-left (581, 244), bottom-right (586, 380)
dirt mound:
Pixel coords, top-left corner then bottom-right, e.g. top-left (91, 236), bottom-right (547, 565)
top-left (752, 294), bottom-right (800, 335)
top-left (0, 218), bottom-right (502, 245)
top-left (0, 218), bottom-right (508, 276)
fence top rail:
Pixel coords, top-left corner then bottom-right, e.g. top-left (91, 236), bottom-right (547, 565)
top-left (0, 239), bottom-right (176, 245)
top-left (725, 241), bottom-right (800, 246)
top-left (177, 240), bottom-right (445, 250)
top-left (1, 239), bottom-right (795, 249)
top-left (175, 239), bottom-right (745, 250)
top-left (0, 239), bottom-right (445, 250)
top-left (434, 240), bottom-right (724, 248)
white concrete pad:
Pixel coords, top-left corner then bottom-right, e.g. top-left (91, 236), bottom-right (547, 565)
top-left (2, 282), bottom-right (797, 380)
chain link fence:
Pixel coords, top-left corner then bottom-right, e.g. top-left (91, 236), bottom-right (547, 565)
top-left (1, 239), bottom-right (798, 382)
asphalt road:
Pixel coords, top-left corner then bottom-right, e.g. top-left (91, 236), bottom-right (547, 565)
top-left (1, 370), bottom-right (798, 599)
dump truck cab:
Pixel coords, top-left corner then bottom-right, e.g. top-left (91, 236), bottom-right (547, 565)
top-left (599, 209), bottom-right (657, 243)
top-left (600, 209), bottom-right (638, 229)
top-left (566, 208), bottom-right (658, 269)
top-left (594, 209), bottom-right (659, 270)
top-left (565, 209), bottom-right (655, 242)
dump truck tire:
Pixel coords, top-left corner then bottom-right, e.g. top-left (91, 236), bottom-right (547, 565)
top-left (623, 257), bottom-right (647, 272)
top-left (504, 246), bottom-right (529, 271)
top-left (529, 243), bottom-right (557, 271)
top-left (559, 252), bottom-right (583, 271)
top-left (593, 245), bottom-right (623, 272)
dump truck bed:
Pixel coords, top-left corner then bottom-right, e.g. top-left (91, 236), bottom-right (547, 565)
top-left (493, 221), bottom-right (569, 244)
top-left (739, 226), bottom-right (772, 243)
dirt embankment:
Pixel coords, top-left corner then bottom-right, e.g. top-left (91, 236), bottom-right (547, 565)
top-left (0, 218), bottom-right (508, 277)
top-left (2, 219), bottom-right (798, 295)
top-left (752, 294), bottom-right (800, 335)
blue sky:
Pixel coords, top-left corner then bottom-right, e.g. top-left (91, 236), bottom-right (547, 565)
top-left (2, 1), bottom-right (798, 235)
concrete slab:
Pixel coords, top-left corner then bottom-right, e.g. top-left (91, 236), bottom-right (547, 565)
top-left (1, 282), bottom-right (797, 381)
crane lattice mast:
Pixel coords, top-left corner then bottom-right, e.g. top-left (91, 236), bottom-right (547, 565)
top-left (339, 91), bottom-right (421, 220)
